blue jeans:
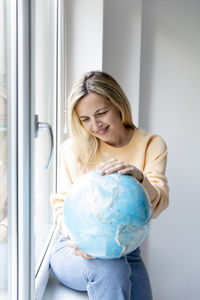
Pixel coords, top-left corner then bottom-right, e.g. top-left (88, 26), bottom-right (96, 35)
top-left (50, 234), bottom-right (153, 300)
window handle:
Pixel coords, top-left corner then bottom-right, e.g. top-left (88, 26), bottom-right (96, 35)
top-left (34, 114), bottom-right (54, 170)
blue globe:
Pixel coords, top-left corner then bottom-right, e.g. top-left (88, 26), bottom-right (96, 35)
top-left (63, 170), bottom-right (152, 259)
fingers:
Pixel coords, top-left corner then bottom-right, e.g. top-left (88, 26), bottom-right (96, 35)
top-left (96, 158), bottom-right (116, 170)
top-left (74, 248), bottom-right (95, 259)
top-left (96, 158), bottom-right (126, 175)
top-left (66, 240), bottom-right (75, 248)
top-left (96, 158), bottom-right (134, 176)
top-left (96, 159), bottom-right (143, 182)
top-left (118, 166), bottom-right (135, 175)
top-left (67, 240), bottom-right (95, 259)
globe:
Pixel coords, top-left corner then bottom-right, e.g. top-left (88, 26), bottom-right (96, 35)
top-left (63, 170), bottom-right (152, 259)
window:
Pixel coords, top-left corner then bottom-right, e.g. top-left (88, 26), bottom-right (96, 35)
top-left (0, 1), bottom-right (62, 299)
top-left (1, 1), bottom-right (66, 298)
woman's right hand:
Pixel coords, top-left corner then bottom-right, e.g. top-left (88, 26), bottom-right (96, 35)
top-left (67, 240), bottom-right (96, 260)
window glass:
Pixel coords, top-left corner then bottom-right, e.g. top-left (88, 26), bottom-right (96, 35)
top-left (32, 0), bottom-right (57, 268)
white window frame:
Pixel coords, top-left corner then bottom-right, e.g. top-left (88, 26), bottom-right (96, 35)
top-left (7, 0), bottom-right (66, 299)
top-left (7, 0), bottom-right (34, 299)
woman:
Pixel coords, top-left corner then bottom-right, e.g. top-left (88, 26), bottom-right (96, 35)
top-left (50, 71), bottom-right (169, 300)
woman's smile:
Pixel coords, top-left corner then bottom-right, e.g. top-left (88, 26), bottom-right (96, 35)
top-left (75, 93), bottom-right (133, 147)
top-left (95, 125), bottom-right (109, 136)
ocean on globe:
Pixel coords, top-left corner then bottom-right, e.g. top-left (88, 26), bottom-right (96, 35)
top-left (63, 170), bottom-right (152, 259)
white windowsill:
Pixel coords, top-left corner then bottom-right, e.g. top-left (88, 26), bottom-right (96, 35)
top-left (42, 271), bottom-right (89, 300)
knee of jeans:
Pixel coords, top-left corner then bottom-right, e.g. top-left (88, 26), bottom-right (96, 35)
top-left (87, 257), bottom-right (131, 283)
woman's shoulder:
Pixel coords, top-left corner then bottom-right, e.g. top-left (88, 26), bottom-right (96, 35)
top-left (135, 127), bottom-right (167, 150)
top-left (60, 137), bottom-right (73, 150)
top-left (60, 138), bottom-right (77, 158)
top-left (60, 138), bottom-right (83, 163)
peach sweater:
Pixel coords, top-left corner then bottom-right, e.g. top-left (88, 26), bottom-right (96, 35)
top-left (51, 128), bottom-right (169, 232)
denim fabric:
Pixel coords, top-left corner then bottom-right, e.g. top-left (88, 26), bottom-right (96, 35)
top-left (50, 234), bottom-right (153, 300)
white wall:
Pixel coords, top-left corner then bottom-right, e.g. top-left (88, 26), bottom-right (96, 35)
top-left (139, 1), bottom-right (200, 299)
top-left (103, 0), bottom-right (142, 126)
top-left (66, 0), bottom-right (103, 89)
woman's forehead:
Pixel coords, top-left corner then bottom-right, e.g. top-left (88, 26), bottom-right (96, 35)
top-left (75, 93), bottom-right (111, 116)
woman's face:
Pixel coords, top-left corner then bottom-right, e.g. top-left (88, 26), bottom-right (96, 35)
top-left (75, 93), bottom-right (125, 146)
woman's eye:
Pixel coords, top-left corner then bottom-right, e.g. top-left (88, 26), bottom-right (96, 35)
top-left (81, 118), bottom-right (89, 122)
top-left (97, 111), bottom-right (107, 116)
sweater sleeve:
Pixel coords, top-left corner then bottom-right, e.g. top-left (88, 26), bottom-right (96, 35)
top-left (50, 143), bottom-right (73, 232)
top-left (141, 135), bottom-right (169, 218)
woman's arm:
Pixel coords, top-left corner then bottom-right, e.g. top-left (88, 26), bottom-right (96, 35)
top-left (140, 135), bottom-right (169, 218)
top-left (51, 144), bottom-right (73, 232)
top-left (96, 136), bottom-right (169, 218)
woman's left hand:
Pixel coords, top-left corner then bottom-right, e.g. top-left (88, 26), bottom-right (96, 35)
top-left (96, 158), bottom-right (144, 183)
top-left (67, 240), bottom-right (96, 259)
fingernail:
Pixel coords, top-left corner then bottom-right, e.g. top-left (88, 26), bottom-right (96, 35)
top-left (97, 169), bottom-right (104, 175)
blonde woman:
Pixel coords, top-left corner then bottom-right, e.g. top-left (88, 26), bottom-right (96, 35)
top-left (50, 71), bottom-right (169, 300)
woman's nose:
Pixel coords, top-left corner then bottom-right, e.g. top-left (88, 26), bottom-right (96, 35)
top-left (91, 119), bottom-right (103, 131)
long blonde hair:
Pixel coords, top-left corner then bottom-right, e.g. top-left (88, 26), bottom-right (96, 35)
top-left (68, 71), bottom-right (135, 165)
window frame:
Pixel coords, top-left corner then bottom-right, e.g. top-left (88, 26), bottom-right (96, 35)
top-left (34, 0), bottom-right (67, 299)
